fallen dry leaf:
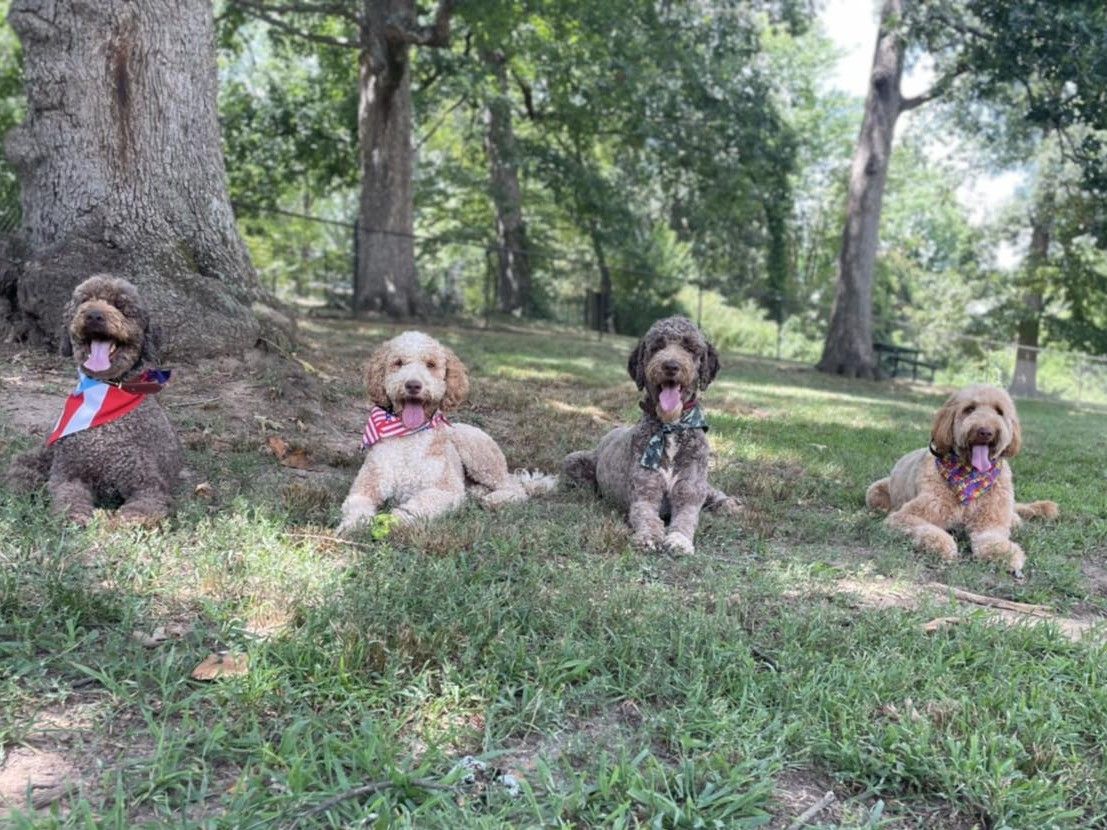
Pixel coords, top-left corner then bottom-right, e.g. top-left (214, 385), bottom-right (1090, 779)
top-left (279, 448), bottom-right (312, 469)
top-left (132, 622), bottom-right (191, 648)
top-left (191, 652), bottom-right (249, 681)
top-left (194, 481), bottom-right (215, 499)
top-left (922, 616), bottom-right (963, 633)
top-left (266, 435), bottom-right (289, 458)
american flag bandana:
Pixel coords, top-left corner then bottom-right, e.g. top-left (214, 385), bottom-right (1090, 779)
top-left (46, 370), bottom-right (171, 446)
top-left (934, 452), bottom-right (1003, 505)
top-left (361, 405), bottom-right (450, 448)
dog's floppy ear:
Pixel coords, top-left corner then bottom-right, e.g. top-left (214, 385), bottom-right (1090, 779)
top-left (364, 344), bottom-right (392, 409)
top-left (440, 346), bottom-right (470, 412)
top-left (627, 338), bottom-right (647, 390)
top-left (1002, 406), bottom-right (1022, 458)
top-left (698, 341), bottom-right (720, 390)
top-left (930, 395), bottom-right (958, 455)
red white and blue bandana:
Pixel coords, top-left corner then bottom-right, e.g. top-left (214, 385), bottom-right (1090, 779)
top-left (934, 452), bottom-right (1003, 505)
top-left (361, 406), bottom-right (450, 448)
top-left (46, 370), bottom-right (171, 446)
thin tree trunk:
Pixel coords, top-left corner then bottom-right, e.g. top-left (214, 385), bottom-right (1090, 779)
top-left (354, 4), bottom-right (421, 317)
top-left (2, 0), bottom-right (263, 358)
top-left (817, 0), bottom-right (914, 379)
top-left (1009, 205), bottom-right (1051, 397)
top-left (483, 52), bottom-right (533, 317)
top-left (589, 223), bottom-right (614, 334)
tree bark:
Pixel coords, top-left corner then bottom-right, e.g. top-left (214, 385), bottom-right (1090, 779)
top-left (483, 52), bottom-right (533, 317)
top-left (1009, 205), bottom-right (1051, 397)
top-left (816, 0), bottom-right (910, 379)
top-left (353, 0), bottom-right (454, 316)
top-left (589, 222), bottom-right (614, 334)
top-left (354, 0), bottom-right (419, 316)
top-left (2, 0), bottom-right (263, 359)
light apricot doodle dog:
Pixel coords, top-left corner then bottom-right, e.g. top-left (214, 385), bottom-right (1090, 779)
top-left (561, 316), bottom-right (740, 555)
top-left (866, 384), bottom-right (1059, 578)
top-left (338, 331), bottom-right (554, 534)
top-left (5, 274), bottom-right (180, 524)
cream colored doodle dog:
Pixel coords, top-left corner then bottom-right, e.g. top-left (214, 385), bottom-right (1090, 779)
top-left (866, 384), bottom-right (1059, 578)
top-left (338, 331), bottom-right (554, 534)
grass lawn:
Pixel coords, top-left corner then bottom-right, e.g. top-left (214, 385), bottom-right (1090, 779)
top-left (1, 319), bottom-right (1106, 829)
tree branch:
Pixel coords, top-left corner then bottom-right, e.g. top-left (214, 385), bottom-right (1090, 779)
top-left (385, 0), bottom-right (455, 47)
top-left (231, 0), bottom-right (361, 48)
top-left (899, 88), bottom-right (940, 112)
top-left (513, 71), bottom-right (543, 121)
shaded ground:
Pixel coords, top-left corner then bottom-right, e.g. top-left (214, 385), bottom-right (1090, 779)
top-left (1, 318), bottom-right (1105, 828)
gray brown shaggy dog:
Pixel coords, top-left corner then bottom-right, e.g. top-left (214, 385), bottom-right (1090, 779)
top-left (562, 316), bottom-right (740, 554)
top-left (866, 384), bottom-right (1058, 578)
top-left (6, 275), bottom-right (182, 524)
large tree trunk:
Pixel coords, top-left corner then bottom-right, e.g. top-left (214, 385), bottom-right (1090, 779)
top-left (483, 52), bottom-right (533, 317)
top-left (816, 0), bottom-right (912, 379)
top-left (354, 6), bottom-right (420, 316)
top-left (2, 0), bottom-right (262, 359)
top-left (1009, 206), bottom-right (1052, 397)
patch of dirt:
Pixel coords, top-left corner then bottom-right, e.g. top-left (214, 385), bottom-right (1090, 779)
top-left (0, 746), bottom-right (80, 812)
top-left (766, 769), bottom-right (843, 828)
top-left (825, 576), bottom-right (1105, 643)
top-left (498, 700), bottom-right (647, 788)
top-left (767, 769), bottom-right (981, 829)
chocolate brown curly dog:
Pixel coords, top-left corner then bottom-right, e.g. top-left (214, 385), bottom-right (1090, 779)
top-left (562, 316), bottom-right (740, 555)
top-left (6, 275), bottom-right (181, 525)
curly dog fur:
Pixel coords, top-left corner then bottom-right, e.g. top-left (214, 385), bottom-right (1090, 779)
top-left (338, 331), bottom-right (554, 534)
top-left (562, 316), bottom-right (740, 555)
top-left (866, 384), bottom-right (1058, 577)
top-left (6, 275), bottom-right (182, 524)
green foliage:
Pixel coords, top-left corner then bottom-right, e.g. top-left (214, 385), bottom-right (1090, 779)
top-left (907, 1), bottom-right (1107, 241)
top-left (0, 0), bottom-right (23, 231)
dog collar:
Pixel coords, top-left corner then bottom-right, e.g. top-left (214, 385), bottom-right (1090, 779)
top-left (45, 369), bottom-right (170, 446)
top-left (639, 405), bottom-right (708, 470)
top-left (934, 451), bottom-right (1003, 505)
top-left (361, 405), bottom-right (451, 448)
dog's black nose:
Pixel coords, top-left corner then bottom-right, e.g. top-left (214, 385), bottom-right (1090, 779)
top-left (85, 310), bottom-right (105, 324)
top-left (662, 360), bottom-right (680, 374)
top-left (405, 380), bottom-right (423, 396)
top-left (975, 428), bottom-right (994, 442)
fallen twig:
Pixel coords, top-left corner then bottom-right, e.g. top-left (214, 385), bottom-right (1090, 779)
top-left (282, 531), bottom-right (372, 549)
top-left (786, 790), bottom-right (837, 830)
top-left (168, 396), bottom-right (222, 408)
top-left (293, 778), bottom-right (450, 826)
top-left (927, 583), bottom-right (1053, 617)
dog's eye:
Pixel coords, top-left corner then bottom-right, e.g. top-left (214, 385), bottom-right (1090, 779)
top-left (392, 358), bottom-right (403, 369)
top-left (425, 360), bottom-right (437, 370)
top-left (996, 407), bottom-right (1004, 417)
top-left (962, 405), bottom-right (975, 414)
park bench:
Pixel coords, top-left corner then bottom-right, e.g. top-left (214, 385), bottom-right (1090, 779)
top-left (874, 341), bottom-right (939, 382)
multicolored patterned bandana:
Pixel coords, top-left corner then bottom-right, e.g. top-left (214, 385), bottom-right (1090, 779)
top-left (362, 406), bottom-right (450, 448)
top-left (639, 405), bottom-right (708, 470)
top-left (46, 369), bottom-right (171, 446)
top-left (934, 452), bottom-right (1003, 505)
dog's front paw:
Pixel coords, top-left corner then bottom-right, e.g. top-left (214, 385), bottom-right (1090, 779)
top-left (714, 497), bottom-right (743, 517)
top-left (480, 487), bottom-right (526, 510)
top-left (663, 532), bottom-right (695, 556)
top-left (917, 528), bottom-right (959, 561)
top-left (632, 529), bottom-right (663, 551)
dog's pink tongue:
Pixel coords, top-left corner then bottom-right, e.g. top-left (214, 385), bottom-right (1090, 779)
top-left (401, 401), bottom-right (426, 430)
top-left (659, 385), bottom-right (682, 413)
top-left (84, 340), bottom-right (113, 372)
top-left (971, 444), bottom-right (992, 473)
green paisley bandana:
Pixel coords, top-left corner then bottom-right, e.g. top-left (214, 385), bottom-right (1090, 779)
top-left (639, 405), bottom-right (709, 469)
